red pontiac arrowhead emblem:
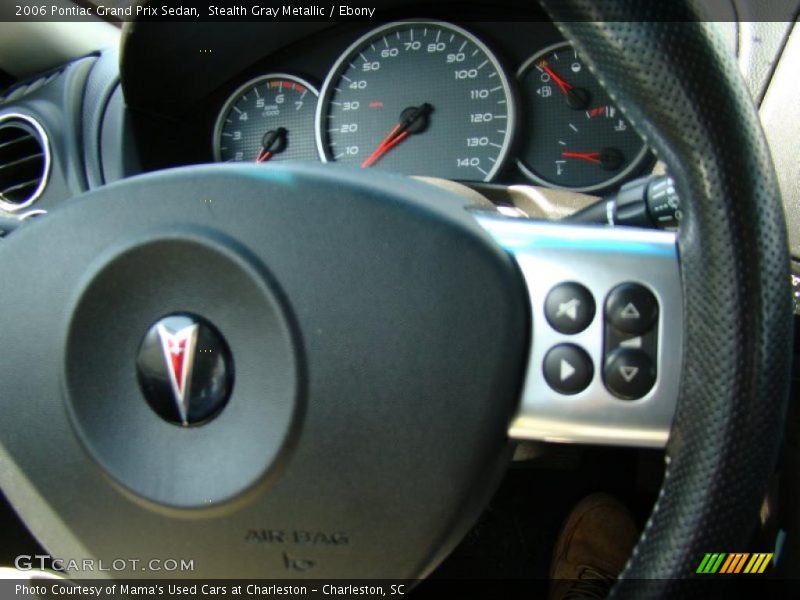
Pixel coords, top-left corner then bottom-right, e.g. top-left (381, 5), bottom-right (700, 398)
top-left (138, 313), bottom-right (233, 427)
top-left (156, 323), bottom-right (199, 426)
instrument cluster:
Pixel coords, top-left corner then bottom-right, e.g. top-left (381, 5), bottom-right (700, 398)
top-left (211, 20), bottom-right (652, 192)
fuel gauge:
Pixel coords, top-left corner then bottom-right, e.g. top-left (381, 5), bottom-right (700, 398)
top-left (516, 42), bottom-right (650, 192)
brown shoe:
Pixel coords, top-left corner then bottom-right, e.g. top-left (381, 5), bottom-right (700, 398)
top-left (549, 493), bottom-right (639, 600)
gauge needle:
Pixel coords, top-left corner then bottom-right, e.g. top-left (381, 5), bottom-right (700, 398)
top-left (256, 127), bottom-right (288, 163)
top-left (562, 148), bottom-right (623, 171)
top-left (586, 105), bottom-right (607, 119)
top-left (538, 60), bottom-right (590, 109)
top-left (539, 60), bottom-right (573, 95)
top-left (361, 103), bottom-right (433, 168)
top-left (561, 151), bottom-right (601, 164)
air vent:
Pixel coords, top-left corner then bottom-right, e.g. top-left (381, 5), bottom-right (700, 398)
top-left (0, 113), bottom-right (50, 212)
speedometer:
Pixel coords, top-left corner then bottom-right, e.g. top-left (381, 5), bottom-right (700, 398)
top-left (315, 22), bottom-right (515, 181)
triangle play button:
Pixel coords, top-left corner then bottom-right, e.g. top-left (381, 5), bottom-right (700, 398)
top-left (560, 359), bottom-right (576, 381)
top-left (544, 345), bottom-right (592, 395)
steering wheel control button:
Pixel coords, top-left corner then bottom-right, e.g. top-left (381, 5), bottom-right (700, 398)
top-left (603, 349), bottom-right (656, 400)
top-left (605, 283), bottom-right (658, 334)
top-left (543, 344), bottom-right (593, 395)
top-left (137, 313), bottom-right (234, 427)
top-left (544, 282), bottom-right (596, 334)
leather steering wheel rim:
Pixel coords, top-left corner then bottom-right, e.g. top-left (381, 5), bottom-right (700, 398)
top-left (539, 0), bottom-right (794, 588)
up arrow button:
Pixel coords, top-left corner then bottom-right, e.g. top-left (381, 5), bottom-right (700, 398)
top-left (620, 302), bottom-right (641, 320)
top-left (606, 283), bottom-right (658, 334)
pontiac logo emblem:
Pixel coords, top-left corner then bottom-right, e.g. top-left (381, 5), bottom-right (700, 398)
top-left (156, 322), bottom-right (199, 426)
top-left (136, 314), bottom-right (233, 426)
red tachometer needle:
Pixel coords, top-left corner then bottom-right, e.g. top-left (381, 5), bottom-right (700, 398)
top-left (538, 60), bottom-right (573, 96)
top-left (361, 103), bottom-right (433, 168)
top-left (255, 149), bottom-right (273, 163)
top-left (561, 151), bottom-right (601, 164)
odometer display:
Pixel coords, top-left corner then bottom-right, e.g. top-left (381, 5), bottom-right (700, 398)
top-left (316, 22), bottom-right (515, 181)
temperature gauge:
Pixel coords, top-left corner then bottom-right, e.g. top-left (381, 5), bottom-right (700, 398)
top-left (516, 43), bottom-right (650, 192)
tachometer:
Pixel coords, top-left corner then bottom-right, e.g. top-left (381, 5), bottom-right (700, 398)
top-left (213, 74), bottom-right (319, 163)
top-left (516, 42), bottom-right (650, 192)
top-left (316, 22), bottom-right (515, 181)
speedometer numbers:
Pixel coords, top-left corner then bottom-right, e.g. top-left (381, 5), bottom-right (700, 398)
top-left (516, 43), bottom-right (650, 192)
top-left (316, 22), bottom-right (515, 181)
top-left (214, 74), bottom-right (319, 164)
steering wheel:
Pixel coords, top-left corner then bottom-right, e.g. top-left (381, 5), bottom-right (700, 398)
top-left (0, 0), bottom-right (792, 592)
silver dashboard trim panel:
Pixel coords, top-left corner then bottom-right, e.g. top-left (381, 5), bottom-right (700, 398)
top-left (476, 215), bottom-right (683, 447)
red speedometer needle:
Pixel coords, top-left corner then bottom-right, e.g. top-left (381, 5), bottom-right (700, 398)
top-left (361, 125), bottom-right (408, 168)
top-left (561, 150), bottom-right (601, 164)
top-left (361, 103), bottom-right (433, 168)
top-left (538, 60), bottom-right (573, 95)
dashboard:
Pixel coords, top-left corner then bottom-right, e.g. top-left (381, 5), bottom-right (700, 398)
top-left (0, 0), bottom-right (795, 246)
top-left (121, 17), bottom-right (656, 194)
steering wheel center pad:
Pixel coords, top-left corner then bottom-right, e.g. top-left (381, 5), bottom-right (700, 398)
top-left (0, 164), bottom-right (528, 577)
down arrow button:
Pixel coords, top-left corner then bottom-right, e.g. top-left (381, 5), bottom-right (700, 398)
top-left (603, 348), bottom-right (656, 400)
